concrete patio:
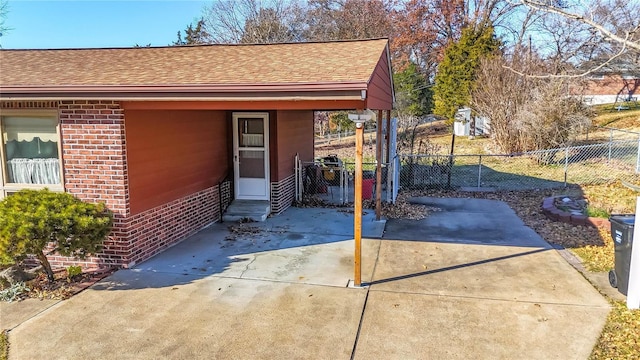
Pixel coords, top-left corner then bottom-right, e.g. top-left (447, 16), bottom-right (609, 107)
top-left (4, 201), bottom-right (610, 359)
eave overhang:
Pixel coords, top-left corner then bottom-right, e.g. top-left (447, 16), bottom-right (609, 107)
top-left (0, 82), bottom-right (369, 102)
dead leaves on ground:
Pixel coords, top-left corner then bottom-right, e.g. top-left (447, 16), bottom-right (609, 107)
top-left (225, 223), bottom-right (264, 242)
top-left (590, 300), bottom-right (640, 360)
top-left (296, 193), bottom-right (435, 220)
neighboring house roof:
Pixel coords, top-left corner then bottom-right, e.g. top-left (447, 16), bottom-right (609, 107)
top-left (580, 57), bottom-right (640, 76)
top-left (0, 39), bottom-right (394, 110)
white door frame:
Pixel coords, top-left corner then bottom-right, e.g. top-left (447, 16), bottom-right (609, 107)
top-left (232, 112), bottom-right (270, 200)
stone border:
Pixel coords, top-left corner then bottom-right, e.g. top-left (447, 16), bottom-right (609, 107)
top-left (541, 196), bottom-right (611, 231)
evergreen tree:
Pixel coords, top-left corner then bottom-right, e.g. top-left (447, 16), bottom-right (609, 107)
top-left (393, 62), bottom-right (433, 118)
top-left (328, 111), bottom-right (355, 133)
top-left (173, 18), bottom-right (210, 45)
top-left (0, 189), bottom-right (112, 282)
top-left (433, 24), bottom-right (500, 121)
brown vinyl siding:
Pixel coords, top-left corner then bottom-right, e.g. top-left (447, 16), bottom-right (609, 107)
top-left (125, 110), bottom-right (228, 215)
top-left (366, 48), bottom-right (393, 110)
top-left (267, 111), bottom-right (278, 183)
top-left (275, 110), bottom-right (314, 181)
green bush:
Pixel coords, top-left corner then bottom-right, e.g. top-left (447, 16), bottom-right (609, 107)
top-left (0, 282), bottom-right (29, 302)
top-left (66, 265), bottom-right (82, 279)
top-left (0, 189), bottom-right (112, 282)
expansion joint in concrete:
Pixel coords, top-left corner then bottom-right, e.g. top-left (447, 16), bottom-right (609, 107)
top-left (350, 288), bottom-right (370, 360)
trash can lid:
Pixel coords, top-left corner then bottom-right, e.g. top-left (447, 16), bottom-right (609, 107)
top-left (610, 215), bottom-right (635, 225)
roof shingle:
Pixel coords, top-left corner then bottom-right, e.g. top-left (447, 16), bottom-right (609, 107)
top-left (0, 39), bottom-right (388, 87)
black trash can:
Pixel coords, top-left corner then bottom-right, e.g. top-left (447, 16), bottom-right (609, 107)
top-left (609, 215), bottom-right (635, 295)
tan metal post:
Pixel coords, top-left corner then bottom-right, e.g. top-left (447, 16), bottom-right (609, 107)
top-left (354, 120), bottom-right (363, 286)
top-left (375, 110), bottom-right (383, 221)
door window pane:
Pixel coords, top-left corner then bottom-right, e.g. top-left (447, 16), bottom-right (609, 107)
top-left (238, 118), bottom-right (264, 147)
top-left (239, 150), bottom-right (265, 178)
top-left (2, 116), bottom-right (61, 185)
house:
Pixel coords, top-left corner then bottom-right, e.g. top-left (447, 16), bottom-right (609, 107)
top-left (0, 39), bottom-right (394, 269)
top-left (573, 60), bottom-right (640, 105)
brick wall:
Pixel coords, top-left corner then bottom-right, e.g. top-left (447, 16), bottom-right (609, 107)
top-left (583, 75), bottom-right (640, 95)
top-left (127, 186), bottom-right (220, 266)
top-left (572, 75), bottom-right (640, 96)
top-left (59, 100), bottom-right (129, 213)
top-left (270, 174), bottom-right (295, 214)
top-left (57, 100), bottom-right (131, 268)
top-left (1, 100), bottom-right (223, 270)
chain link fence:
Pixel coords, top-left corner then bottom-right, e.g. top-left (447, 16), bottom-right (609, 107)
top-left (295, 156), bottom-right (394, 204)
top-left (399, 136), bottom-right (640, 191)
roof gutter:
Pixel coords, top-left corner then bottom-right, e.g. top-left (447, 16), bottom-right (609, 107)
top-left (0, 81), bottom-right (369, 95)
top-left (0, 95), bottom-right (365, 102)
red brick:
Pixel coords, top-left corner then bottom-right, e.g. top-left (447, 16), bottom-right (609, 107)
top-left (570, 214), bottom-right (588, 225)
top-left (587, 217), bottom-right (604, 228)
top-left (559, 212), bottom-right (571, 223)
top-left (546, 209), bottom-right (560, 220)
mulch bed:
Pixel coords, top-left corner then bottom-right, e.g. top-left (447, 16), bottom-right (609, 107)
top-left (20, 267), bottom-right (115, 301)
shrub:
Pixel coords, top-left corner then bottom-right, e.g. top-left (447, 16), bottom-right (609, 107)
top-left (0, 189), bottom-right (112, 282)
top-left (0, 282), bottom-right (29, 302)
top-left (66, 265), bottom-right (82, 279)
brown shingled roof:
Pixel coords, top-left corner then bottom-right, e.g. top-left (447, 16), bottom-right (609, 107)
top-left (0, 39), bottom-right (388, 87)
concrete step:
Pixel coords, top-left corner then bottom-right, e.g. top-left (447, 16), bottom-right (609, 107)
top-left (222, 200), bottom-right (270, 222)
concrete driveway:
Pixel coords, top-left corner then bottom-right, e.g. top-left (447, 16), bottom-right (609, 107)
top-left (5, 199), bottom-right (610, 359)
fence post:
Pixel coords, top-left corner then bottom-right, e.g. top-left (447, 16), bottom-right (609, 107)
top-left (477, 155), bottom-right (482, 189)
top-left (295, 153), bottom-right (299, 203)
top-left (636, 135), bottom-right (640, 174)
top-left (341, 167), bottom-right (345, 204)
top-left (564, 146), bottom-right (569, 187)
top-left (608, 129), bottom-right (613, 162)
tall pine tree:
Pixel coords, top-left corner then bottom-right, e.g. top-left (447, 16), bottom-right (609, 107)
top-left (433, 24), bottom-right (500, 121)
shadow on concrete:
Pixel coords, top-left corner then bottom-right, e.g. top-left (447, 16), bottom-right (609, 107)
top-left (367, 247), bottom-right (549, 286)
top-left (91, 207), bottom-right (384, 291)
top-left (383, 197), bottom-right (553, 248)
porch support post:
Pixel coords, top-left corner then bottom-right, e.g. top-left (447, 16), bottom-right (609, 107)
top-left (349, 112), bottom-right (371, 287)
top-left (385, 110), bottom-right (391, 164)
top-left (354, 121), bottom-right (364, 286)
top-left (375, 110), bottom-right (383, 221)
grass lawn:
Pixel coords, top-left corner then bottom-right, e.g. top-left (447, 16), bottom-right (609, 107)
top-left (590, 301), bottom-right (640, 360)
top-left (0, 330), bottom-right (7, 360)
top-left (592, 106), bottom-right (640, 129)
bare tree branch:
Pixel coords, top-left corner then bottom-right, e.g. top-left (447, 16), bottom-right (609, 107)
top-left (519, 0), bottom-right (640, 51)
top-left (502, 38), bottom-right (628, 78)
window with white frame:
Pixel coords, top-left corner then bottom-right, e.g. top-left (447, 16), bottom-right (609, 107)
top-left (0, 112), bottom-right (62, 197)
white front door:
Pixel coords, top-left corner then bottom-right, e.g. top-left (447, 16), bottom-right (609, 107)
top-left (233, 112), bottom-right (270, 200)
